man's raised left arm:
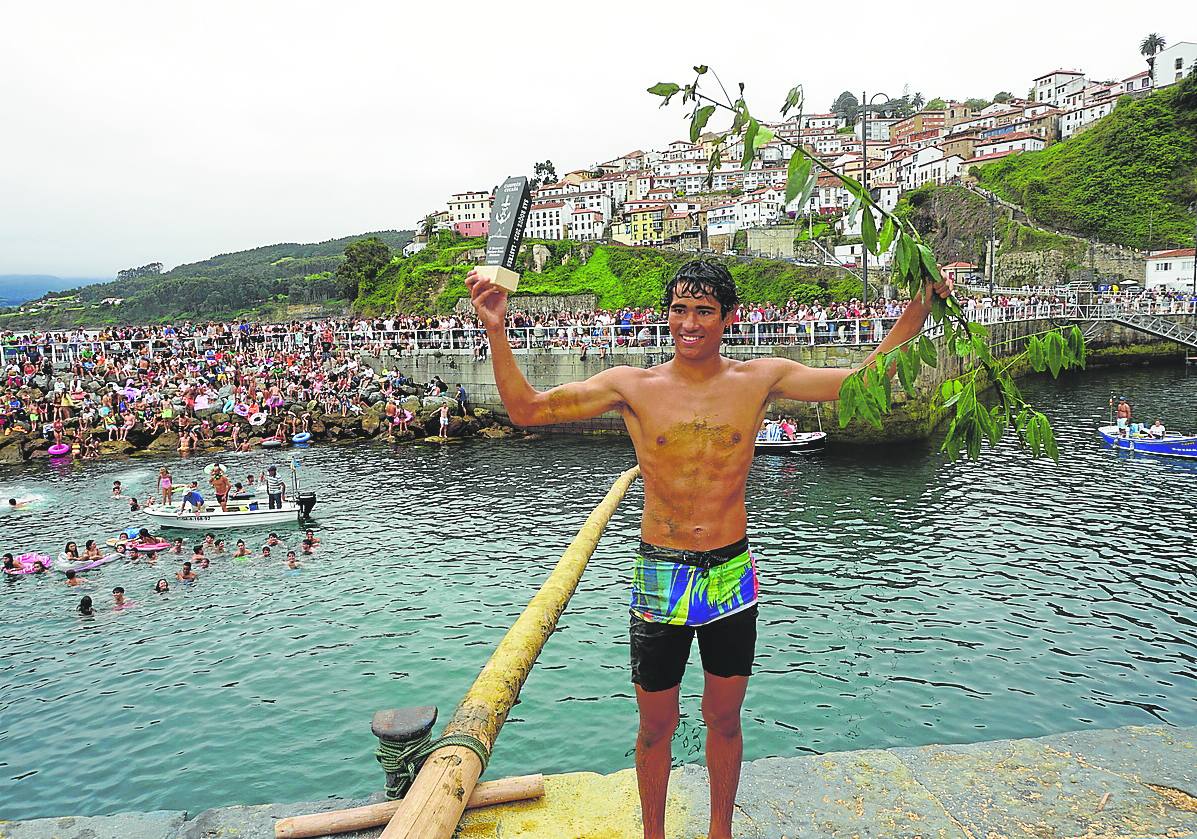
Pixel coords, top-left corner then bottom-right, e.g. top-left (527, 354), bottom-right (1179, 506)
top-left (761, 269), bottom-right (953, 403)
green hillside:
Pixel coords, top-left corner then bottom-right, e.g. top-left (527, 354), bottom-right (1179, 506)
top-left (1, 230), bottom-right (413, 328)
top-left (973, 73), bottom-right (1197, 248)
top-left (355, 234), bottom-right (860, 315)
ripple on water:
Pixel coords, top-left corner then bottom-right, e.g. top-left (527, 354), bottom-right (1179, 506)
top-left (1, 369), bottom-right (1196, 819)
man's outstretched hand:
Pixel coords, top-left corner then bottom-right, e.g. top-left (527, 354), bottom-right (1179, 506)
top-left (466, 269), bottom-right (508, 331)
top-left (924, 267), bottom-right (954, 305)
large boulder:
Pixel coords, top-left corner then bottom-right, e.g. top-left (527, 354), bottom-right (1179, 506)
top-left (361, 411), bottom-right (381, 435)
top-left (99, 440), bottom-right (137, 456)
top-left (0, 443), bottom-right (27, 464)
top-left (479, 425), bottom-right (516, 439)
top-left (421, 395), bottom-right (457, 411)
top-left (145, 431), bottom-right (180, 453)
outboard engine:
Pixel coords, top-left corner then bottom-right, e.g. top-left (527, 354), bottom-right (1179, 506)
top-left (297, 491), bottom-right (317, 522)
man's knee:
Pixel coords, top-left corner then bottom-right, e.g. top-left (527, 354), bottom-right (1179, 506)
top-left (701, 701), bottom-right (742, 739)
top-left (638, 706), bottom-right (680, 746)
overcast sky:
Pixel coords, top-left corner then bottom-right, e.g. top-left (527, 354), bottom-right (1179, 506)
top-left (0, 0), bottom-right (1188, 277)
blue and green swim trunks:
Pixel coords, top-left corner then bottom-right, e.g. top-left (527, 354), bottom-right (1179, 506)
top-left (629, 537), bottom-right (759, 691)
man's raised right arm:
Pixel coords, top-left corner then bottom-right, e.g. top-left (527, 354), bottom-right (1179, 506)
top-left (466, 270), bottom-right (627, 427)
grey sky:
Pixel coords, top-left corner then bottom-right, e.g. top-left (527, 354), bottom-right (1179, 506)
top-left (0, 0), bottom-right (1187, 277)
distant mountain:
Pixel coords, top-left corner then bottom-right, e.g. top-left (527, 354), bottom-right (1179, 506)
top-left (0, 230), bottom-right (414, 327)
top-left (0, 275), bottom-right (109, 307)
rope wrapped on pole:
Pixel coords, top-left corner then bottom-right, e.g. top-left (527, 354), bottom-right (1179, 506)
top-left (379, 465), bottom-right (641, 839)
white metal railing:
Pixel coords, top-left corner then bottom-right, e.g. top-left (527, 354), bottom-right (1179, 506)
top-left (3, 302), bottom-right (1194, 366)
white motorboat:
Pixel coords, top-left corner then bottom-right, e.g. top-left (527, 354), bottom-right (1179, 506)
top-left (146, 460), bottom-right (317, 529)
top-left (144, 498), bottom-right (311, 530)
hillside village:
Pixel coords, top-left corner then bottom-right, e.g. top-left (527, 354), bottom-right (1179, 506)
top-left (417, 40), bottom-right (1196, 281)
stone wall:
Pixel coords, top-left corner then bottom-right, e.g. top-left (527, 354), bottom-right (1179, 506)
top-left (373, 313), bottom-right (1194, 442)
top-left (746, 227), bottom-right (797, 258)
top-left (453, 294), bottom-right (598, 316)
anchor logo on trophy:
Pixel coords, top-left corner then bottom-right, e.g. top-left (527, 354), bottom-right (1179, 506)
top-left (475, 176), bottom-right (532, 292)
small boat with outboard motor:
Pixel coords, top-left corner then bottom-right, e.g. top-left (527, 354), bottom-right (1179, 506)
top-left (144, 460), bottom-right (317, 529)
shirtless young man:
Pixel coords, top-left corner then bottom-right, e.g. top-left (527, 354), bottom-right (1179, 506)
top-left (467, 260), bottom-right (950, 839)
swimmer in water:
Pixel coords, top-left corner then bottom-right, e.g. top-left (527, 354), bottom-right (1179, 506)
top-left (176, 562), bottom-right (198, 584)
top-left (78, 595), bottom-right (95, 616)
top-left (304, 529), bottom-right (320, 546)
top-left (232, 539), bottom-right (250, 558)
top-left (61, 541), bottom-right (80, 562)
top-left (112, 586), bottom-right (134, 610)
top-left (191, 544), bottom-right (205, 563)
top-left (136, 528), bottom-right (160, 546)
top-left (83, 540), bottom-right (102, 559)
top-left (154, 579), bottom-right (170, 594)
top-left (129, 497), bottom-right (140, 512)
top-left (213, 539), bottom-right (226, 553)
top-left (64, 569), bottom-right (87, 587)
top-left (112, 480), bottom-right (123, 497)
top-left (172, 538), bottom-right (185, 554)
top-left (32, 560), bottom-right (48, 574)
top-left (261, 545), bottom-right (272, 560)
top-left (129, 545), bottom-right (142, 563)
top-left (197, 556), bottom-right (210, 570)
top-left (3, 553), bottom-right (16, 573)
top-left (286, 552), bottom-right (300, 572)
top-left (265, 533), bottom-right (282, 547)
top-left (301, 539), bottom-right (315, 555)
top-left (7, 497), bottom-right (29, 509)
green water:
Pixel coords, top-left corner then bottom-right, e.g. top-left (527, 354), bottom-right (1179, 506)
top-left (1, 367), bottom-right (1195, 820)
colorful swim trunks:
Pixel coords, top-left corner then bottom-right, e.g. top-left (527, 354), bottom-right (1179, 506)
top-left (629, 537), bottom-right (758, 627)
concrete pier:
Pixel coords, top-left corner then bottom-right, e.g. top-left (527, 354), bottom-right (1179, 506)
top-left (3, 725), bottom-right (1193, 838)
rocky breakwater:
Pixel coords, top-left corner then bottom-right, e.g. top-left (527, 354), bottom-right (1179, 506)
top-left (0, 389), bottom-right (522, 466)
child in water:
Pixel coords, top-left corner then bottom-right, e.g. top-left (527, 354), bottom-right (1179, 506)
top-left (78, 596), bottom-right (95, 616)
top-left (112, 481), bottom-right (122, 497)
top-left (154, 579), bottom-right (170, 594)
top-left (232, 539), bottom-right (251, 559)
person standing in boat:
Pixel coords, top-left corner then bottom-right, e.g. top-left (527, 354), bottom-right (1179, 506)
top-left (1116, 398), bottom-right (1132, 437)
top-left (264, 466), bottom-right (286, 510)
top-left (468, 259), bottom-right (951, 839)
top-left (209, 467), bottom-right (232, 513)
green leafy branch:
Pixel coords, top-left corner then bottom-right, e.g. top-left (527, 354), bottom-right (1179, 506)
top-left (649, 67), bottom-right (1087, 462)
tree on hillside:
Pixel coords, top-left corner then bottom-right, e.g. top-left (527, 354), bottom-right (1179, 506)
top-left (116, 263), bottom-right (163, 282)
top-left (926, 97), bottom-right (946, 110)
top-left (421, 213), bottom-right (436, 239)
top-left (992, 91), bottom-right (1013, 104)
top-left (1140, 33), bottom-right (1166, 74)
top-left (964, 97), bottom-right (990, 111)
top-left (911, 92), bottom-right (926, 110)
top-left (530, 160), bottom-right (557, 190)
top-left (335, 237), bottom-right (391, 300)
top-left (830, 90), bottom-right (859, 124)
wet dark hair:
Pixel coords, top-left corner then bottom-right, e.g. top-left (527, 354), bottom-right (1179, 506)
top-left (78, 596), bottom-right (94, 615)
top-left (662, 261), bottom-right (738, 317)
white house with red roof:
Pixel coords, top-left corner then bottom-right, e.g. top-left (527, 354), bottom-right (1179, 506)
top-left (526, 201), bottom-right (569, 240)
top-left (1121, 70), bottom-right (1153, 95)
top-left (570, 208), bottom-right (605, 242)
top-left (971, 133), bottom-right (1045, 163)
top-left (1152, 42), bottom-right (1197, 88)
top-left (1145, 248), bottom-right (1196, 292)
top-left (1032, 69), bottom-right (1088, 107)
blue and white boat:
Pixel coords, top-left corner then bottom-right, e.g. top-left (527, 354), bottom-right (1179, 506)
top-left (1097, 425), bottom-right (1197, 459)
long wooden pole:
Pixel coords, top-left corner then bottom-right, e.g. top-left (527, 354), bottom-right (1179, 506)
top-left (379, 465), bottom-right (641, 839)
top-left (274, 774), bottom-right (544, 838)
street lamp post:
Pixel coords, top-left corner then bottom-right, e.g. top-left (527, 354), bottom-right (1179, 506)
top-left (988, 189), bottom-right (996, 298)
top-left (860, 91), bottom-right (892, 305)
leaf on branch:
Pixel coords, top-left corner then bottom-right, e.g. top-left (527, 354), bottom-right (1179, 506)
top-left (693, 65), bottom-right (708, 75)
top-left (1027, 335), bottom-right (1046, 372)
top-left (1067, 325), bottom-right (1087, 369)
top-left (896, 236), bottom-right (915, 276)
top-left (840, 174), bottom-right (866, 199)
top-left (879, 217), bottom-right (896, 254)
top-left (690, 105), bottom-right (716, 143)
top-left (916, 244), bottom-right (939, 280)
top-left (754, 126), bottom-right (775, 150)
top-left (704, 147), bottom-right (723, 189)
top-left (781, 84), bottom-right (804, 117)
top-left (741, 118), bottom-right (759, 170)
top-left (648, 82), bottom-right (681, 106)
top-left (860, 208), bottom-right (879, 256)
top-left (918, 335), bottom-right (937, 367)
top-left (785, 153), bottom-right (812, 205)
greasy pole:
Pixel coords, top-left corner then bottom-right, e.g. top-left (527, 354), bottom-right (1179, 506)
top-left (379, 465), bottom-right (641, 839)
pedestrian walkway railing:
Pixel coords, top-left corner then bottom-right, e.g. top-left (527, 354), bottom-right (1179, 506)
top-left (3, 302), bottom-right (1194, 366)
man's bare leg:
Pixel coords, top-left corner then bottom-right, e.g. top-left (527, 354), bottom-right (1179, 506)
top-left (702, 672), bottom-right (748, 839)
top-left (635, 683), bottom-right (680, 839)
